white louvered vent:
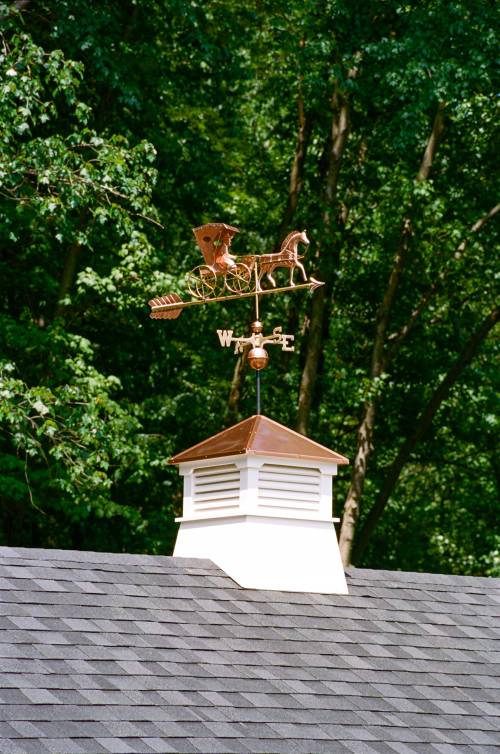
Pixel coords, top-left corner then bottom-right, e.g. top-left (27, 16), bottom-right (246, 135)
top-left (192, 464), bottom-right (240, 513)
top-left (258, 463), bottom-right (321, 513)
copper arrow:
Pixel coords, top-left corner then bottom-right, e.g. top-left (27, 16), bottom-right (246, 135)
top-left (148, 278), bottom-right (324, 317)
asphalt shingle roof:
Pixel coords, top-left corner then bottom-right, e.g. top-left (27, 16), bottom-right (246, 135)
top-left (0, 546), bottom-right (498, 754)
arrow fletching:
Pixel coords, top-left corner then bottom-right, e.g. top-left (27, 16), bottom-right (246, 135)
top-left (148, 293), bottom-right (183, 319)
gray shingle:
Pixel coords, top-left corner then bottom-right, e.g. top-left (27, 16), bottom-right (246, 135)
top-left (0, 547), bottom-right (499, 754)
top-left (4, 739), bottom-right (54, 754)
top-left (189, 737), bottom-right (251, 753)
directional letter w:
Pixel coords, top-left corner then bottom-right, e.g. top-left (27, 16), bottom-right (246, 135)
top-left (217, 330), bottom-right (234, 347)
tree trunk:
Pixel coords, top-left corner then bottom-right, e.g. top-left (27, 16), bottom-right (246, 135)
top-left (224, 348), bottom-right (249, 425)
top-left (339, 101), bottom-right (446, 566)
top-left (295, 79), bottom-right (352, 436)
top-left (275, 85), bottom-right (313, 246)
top-left (339, 217), bottom-right (413, 563)
top-left (226, 84), bottom-right (312, 418)
top-left (323, 81), bottom-right (351, 225)
top-left (416, 101), bottom-right (446, 180)
top-left (54, 241), bottom-right (82, 319)
top-left (353, 304), bottom-right (499, 563)
top-left (296, 285), bottom-right (326, 435)
top-left (338, 401), bottom-right (376, 565)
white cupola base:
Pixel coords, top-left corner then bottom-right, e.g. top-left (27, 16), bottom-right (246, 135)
top-left (174, 514), bottom-right (347, 593)
top-left (170, 415), bottom-right (349, 594)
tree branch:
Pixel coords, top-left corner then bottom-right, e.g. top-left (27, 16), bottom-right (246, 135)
top-left (339, 101), bottom-right (446, 566)
top-left (387, 202), bottom-right (500, 359)
top-left (353, 304), bottom-right (500, 563)
top-left (275, 79), bottom-right (313, 246)
top-left (372, 102), bottom-right (447, 375)
top-left (224, 346), bottom-right (249, 426)
top-left (296, 73), bottom-right (354, 436)
top-left (226, 74), bottom-right (311, 418)
top-left (417, 101), bottom-right (446, 181)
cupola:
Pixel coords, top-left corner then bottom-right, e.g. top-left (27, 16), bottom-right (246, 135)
top-left (170, 415), bottom-right (349, 594)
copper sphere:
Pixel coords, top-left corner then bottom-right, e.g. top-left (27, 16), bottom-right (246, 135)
top-left (251, 320), bottom-right (263, 333)
top-left (247, 346), bottom-right (269, 370)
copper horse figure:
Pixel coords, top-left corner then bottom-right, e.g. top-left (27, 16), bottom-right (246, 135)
top-left (257, 230), bottom-right (310, 288)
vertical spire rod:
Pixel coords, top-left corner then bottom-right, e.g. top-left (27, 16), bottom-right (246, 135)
top-left (254, 265), bottom-right (260, 320)
top-left (254, 263), bottom-right (261, 414)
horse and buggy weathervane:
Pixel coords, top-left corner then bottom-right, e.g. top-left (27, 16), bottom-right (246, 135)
top-left (148, 222), bottom-right (323, 411)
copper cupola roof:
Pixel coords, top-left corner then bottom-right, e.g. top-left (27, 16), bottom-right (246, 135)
top-left (169, 415), bottom-right (349, 465)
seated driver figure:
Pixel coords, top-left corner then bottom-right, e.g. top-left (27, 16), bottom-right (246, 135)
top-left (213, 229), bottom-right (237, 271)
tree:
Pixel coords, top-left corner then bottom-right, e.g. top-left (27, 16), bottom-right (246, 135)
top-left (0, 14), bottom-right (173, 551)
top-left (1, 0), bottom-right (498, 575)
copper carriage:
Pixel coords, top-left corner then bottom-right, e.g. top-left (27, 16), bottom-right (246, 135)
top-left (188, 224), bottom-right (254, 299)
top-left (187, 223), bottom-right (310, 300)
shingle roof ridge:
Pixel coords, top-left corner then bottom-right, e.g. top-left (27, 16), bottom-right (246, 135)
top-left (346, 567), bottom-right (500, 589)
top-left (2, 548), bottom-right (499, 591)
top-left (0, 546), bottom-right (219, 570)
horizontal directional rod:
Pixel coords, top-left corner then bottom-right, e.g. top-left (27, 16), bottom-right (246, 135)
top-left (149, 278), bottom-right (324, 315)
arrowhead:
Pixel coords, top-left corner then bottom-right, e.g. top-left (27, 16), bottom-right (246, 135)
top-left (308, 277), bottom-right (325, 291)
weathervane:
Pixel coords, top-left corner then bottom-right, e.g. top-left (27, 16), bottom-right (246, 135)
top-left (148, 223), bottom-right (324, 412)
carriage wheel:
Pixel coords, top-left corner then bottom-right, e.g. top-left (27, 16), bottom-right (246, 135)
top-left (225, 263), bottom-right (251, 294)
top-left (186, 266), bottom-right (217, 299)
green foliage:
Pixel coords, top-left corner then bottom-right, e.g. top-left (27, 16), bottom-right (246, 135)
top-left (0, 13), bottom-right (175, 552)
top-left (0, 0), bottom-right (498, 574)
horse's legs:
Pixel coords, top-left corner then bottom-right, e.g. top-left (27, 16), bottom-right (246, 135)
top-left (296, 260), bottom-right (307, 282)
top-left (266, 267), bottom-right (276, 287)
top-left (289, 266), bottom-right (296, 287)
top-left (256, 269), bottom-right (264, 291)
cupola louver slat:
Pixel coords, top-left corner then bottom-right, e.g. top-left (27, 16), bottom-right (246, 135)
top-left (258, 464), bottom-right (320, 511)
top-left (192, 464), bottom-right (240, 511)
